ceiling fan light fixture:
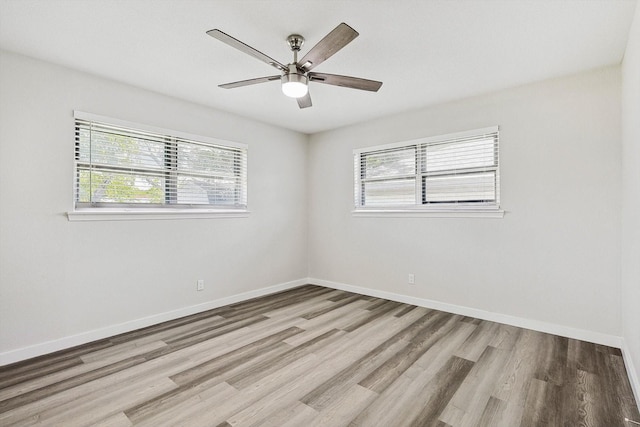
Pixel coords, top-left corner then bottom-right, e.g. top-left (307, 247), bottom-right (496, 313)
top-left (281, 72), bottom-right (308, 98)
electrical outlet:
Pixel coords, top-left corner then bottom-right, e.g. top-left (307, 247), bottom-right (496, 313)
top-left (408, 274), bottom-right (415, 285)
top-left (197, 279), bottom-right (204, 291)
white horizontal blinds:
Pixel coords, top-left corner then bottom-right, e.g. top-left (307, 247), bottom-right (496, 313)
top-left (175, 139), bottom-right (247, 206)
top-left (75, 120), bottom-right (169, 205)
top-left (421, 130), bottom-right (498, 205)
top-left (74, 118), bottom-right (247, 208)
top-left (354, 126), bottom-right (499, 209)
top-left (359, 145), bottom-right (417, 207)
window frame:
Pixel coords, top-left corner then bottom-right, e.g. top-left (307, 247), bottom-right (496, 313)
top-left (353, 126), bottom-right (503, 218)
top-left (68, 111), bottom-right (249, 221)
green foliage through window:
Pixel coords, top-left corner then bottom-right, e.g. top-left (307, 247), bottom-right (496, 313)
top-left (74, 114), bottom-right (247, 209)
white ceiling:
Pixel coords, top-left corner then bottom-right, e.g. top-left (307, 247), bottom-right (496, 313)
top-left (0, 0), bottom-right (636, 134)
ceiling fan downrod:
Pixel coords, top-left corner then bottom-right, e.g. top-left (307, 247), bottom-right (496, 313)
top-left (286, 34), bottom-right (304, 63)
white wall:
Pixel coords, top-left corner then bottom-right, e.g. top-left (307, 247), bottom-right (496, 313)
top-left (0, 51), bottom-right (308, 363)
top-left (308, 66), bottom-right (622, 338)
top-left (622, 2), bottom-right (640, 399)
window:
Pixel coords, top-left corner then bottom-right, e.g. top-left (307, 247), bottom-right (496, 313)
top-left (73, 112), bottom-right (247, 214)
top-left (354, 126), bottom-right (500, 215)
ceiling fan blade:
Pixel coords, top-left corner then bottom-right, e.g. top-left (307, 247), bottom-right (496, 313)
top-left (297, 92), bottom-right (312, 109)
top-left (308, 72), bottom-right (382, 92)
top-left (297, 23), bottom-right (358, 72)
top-left (219, 75), bottom-right (281, 89)
top-left (207, 29), bottom-right (287, 72)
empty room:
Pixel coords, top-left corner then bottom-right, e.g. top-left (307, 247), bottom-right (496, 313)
top-left (1, 0), bottom-right (639, 425)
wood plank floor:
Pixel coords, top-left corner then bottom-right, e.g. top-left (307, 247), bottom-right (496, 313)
top-left (1, 285), bottom-right (638, 426)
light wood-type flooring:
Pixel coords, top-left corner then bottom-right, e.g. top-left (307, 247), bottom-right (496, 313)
top-left (1, 285), bottom-right (639, 426)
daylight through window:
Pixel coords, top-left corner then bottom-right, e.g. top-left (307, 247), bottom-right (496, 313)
top-left (74, 112), bottom-right (247, 210)
top-left (354, 126), bottom-right (499, 211)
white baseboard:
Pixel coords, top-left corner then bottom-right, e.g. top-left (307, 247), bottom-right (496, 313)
top-left (621, 339), bottom-right (640, 412)
top-left (0, 278), bottom-right (306, 366)
top-left (308, 277), bottom-right (623, 348)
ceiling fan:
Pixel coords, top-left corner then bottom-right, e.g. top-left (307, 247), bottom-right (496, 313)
top-left (206, 23), bottom-right (383, 109)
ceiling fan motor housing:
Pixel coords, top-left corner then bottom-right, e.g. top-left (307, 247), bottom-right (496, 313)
top-left (281, 64), bottom-right (308, 98)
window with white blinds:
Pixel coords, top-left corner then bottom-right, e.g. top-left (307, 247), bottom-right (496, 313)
top-left (354, 126), bottom-right (499, 211)
top-left (74, 112), bottom-right (247, 211)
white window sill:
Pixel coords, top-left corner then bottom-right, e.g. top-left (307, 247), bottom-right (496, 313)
top-left (352, 209), bottom-right (505, 218)
top-left (67, 209), bottom-right (250, 221)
